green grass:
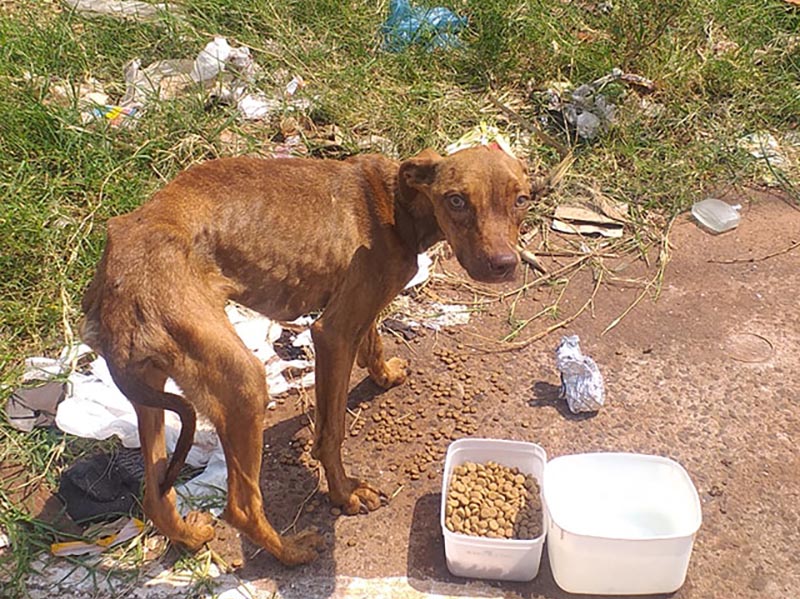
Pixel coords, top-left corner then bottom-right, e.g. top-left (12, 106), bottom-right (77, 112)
top-left (0, 0), bottom-right (798, 595)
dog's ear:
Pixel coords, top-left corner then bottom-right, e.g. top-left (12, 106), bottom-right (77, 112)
top-left (399, 149), bottom-right (443, 192)
top-left (531, 175), bottom-right (549, 199)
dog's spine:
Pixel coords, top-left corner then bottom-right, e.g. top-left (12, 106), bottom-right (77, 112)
top-left (106, 362), bottom-right (197, 497)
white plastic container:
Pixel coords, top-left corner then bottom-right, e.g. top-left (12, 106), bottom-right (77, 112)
top-left (691, 198), bottom-right (740, 233)
top-left (440, 438), bottom-right (547, 581)
top-left (544, 453), bottom-right (702, 595)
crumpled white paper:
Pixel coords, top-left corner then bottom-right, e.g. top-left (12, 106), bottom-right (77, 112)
top-left (236, 75), bottom-right (309, 121)
top-left (738, 131), bottom-right (788, 166)
top-left (405, 253), bottom-right (432, 289)
top-left (189, 36), bottom-right (255, 85)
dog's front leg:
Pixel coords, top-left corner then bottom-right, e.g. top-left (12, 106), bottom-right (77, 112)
top-left (310, 316), bottom-right (384, 514)
top-left (308, 242), bottom-right (417, 513)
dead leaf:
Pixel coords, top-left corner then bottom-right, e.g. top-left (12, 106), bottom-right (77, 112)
top-left (587, 192), bottom-right (630, 223)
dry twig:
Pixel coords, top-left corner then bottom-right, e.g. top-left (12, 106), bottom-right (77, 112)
top-left (348, 407), bottom-right (362, 432)
top-left (502, 281), bottom-right (569, 343)
top-left (707, 239), bottom-right (800, 264)
top-left (281, 466), bottom-right (322, 535)
top-left (466, 270), bottom-right (603, 353)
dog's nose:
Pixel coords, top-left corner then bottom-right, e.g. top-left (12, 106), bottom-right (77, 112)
top-left (487, 252), bottom-right (518, 278)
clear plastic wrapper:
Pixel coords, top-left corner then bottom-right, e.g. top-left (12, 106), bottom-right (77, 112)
top-left (691, 198), bottom-right (741, 233)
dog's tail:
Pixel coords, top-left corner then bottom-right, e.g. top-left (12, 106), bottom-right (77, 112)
top-left (107, 362), bottom-right (196, 497)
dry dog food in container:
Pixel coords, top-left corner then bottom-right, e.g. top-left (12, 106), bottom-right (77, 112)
top-left (440, 438), bottom-right (546, 581)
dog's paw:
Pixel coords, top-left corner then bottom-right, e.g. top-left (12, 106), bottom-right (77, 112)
top-left (278, 528), bottom-right (325, 566)
top-left (336, 478), bottom-right (385, 515)
top-left (181, 510), bottom-right (215, 550)
top-left (373, 357), bottom-right (409, 389)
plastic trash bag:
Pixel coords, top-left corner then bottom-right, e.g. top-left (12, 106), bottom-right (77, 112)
top-left (382, 0), bottom-right (467, 52)
top-left (545, 69), bottom-right (624, 140)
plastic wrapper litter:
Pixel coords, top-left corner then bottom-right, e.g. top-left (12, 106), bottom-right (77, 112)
top-left (555, 335), bottom-right (605, 413)
top-left (382, 0), bottom-right (467, 52)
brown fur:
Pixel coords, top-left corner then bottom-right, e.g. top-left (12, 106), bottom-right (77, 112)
top-left (80, 146), bottom-right (531, 565)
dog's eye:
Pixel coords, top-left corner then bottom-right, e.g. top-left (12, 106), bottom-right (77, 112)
top-left (446, 194), bottom-right (466, 210)
top-left (514, 195), bottom-right (530, 208)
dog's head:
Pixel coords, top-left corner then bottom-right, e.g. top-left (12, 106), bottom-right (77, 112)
top-left (400, 146), bottom-right (531, 283)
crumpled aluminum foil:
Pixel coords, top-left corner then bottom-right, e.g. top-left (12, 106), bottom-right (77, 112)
top-left (555, 335), bottom-right (605, 413)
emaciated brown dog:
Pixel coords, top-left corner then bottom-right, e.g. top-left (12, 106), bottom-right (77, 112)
top-left (80, 146), bottom-right (532, 565)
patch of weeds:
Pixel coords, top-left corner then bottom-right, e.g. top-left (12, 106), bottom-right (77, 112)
top-left (170, 547), bottom-right (226, 597)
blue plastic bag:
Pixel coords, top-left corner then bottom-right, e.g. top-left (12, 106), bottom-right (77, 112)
top-left (382, 0), bottom-right (467, 52)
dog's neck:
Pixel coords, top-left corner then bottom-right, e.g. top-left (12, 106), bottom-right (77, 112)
top-left (394, 183), bottom-right (444, 254)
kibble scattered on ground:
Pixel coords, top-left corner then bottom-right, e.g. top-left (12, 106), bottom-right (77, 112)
top-left (276, 341), bottom-right (529, 497)
top-left (360, 345), bottom-right (508, 482)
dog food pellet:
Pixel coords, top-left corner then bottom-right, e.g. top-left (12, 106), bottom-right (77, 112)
top-left (444, 461), bottom-right (541, 540)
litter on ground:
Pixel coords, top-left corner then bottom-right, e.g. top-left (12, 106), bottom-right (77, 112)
top-left (41, 36), bottom-right (309, 128)
top-left (50, 517), bottom-right (144, 557)
top-left (62, 0), bottom-right (182, 22)
top-left (551, 191), bottom-right (629, 238)
top-left (382, 0), bottom-right (467, 52)
top-left (555, 335), bottom-right (605, 413)
top-left (445, 122), bottom-right (517, 157)
top-left (691, 198), bottom-right (741, 234)
top-left (542, 68), bottom-right (654, 141)
top-left (5, 381), bottom-right (65, 432)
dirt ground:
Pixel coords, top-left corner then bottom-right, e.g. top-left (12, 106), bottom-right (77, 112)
top-left (23, 190), bottom-right (800, 598)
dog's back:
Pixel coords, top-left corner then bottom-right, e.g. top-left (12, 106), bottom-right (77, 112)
top-left (81, 154), bottom-right (403, 363)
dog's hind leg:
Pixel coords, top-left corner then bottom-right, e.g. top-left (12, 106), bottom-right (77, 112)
top-left (173, 317), bottom-right (323, 566)
top-left (132, 369), bottom-right (214, 551)
top-left (356, 321), bottom-right (409, 389)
